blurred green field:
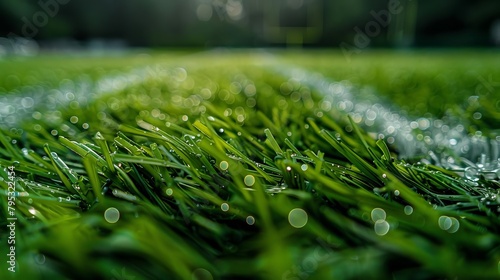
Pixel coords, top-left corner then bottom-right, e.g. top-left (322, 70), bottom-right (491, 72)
top-left (0, 50), bottom-right (499, 280)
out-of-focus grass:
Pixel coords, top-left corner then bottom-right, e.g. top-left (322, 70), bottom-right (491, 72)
top-left (279, 50), bottom-right (500, 134)
top-left (0, 50), bottom-right (193, 93)
top-left (0, 50), bottom-right (499, 279)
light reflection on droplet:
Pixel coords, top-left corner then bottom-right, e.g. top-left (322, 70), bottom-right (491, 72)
top-left (246, 216), bottom-right (255, 225)
top-left (192, 268), bottom-right (213, 280)
top-left (301, 164), bottom-right (308, 171)
top-left (34, 253), bottom-right (46, 265)
top-left (288, 208), bottom-right (308, 228)
top-left (404, 205), bottom-right (413, 215)
top-left (438, 215), bottom-right (452, 231)
top-left (447, 217), bottom-right (460, 233)
top-left (221, 203), bottom-right (229, 212)
top-left (374, 220), bottom-right (390, 236)
top-left (464, 167), bottom-right (480, 182)
top-left (166, 188), bottom-right (173, 196)
top-left (244, 175), bottom-right (255, 186)
top-left (104, 207), bottom-right (120, 224)
top-left (371, 208), bottom-right (386, 222)
top-left (219, 161), bottom-right (229, 171)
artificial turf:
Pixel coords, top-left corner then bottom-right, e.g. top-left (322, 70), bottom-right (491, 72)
top-left (1, 50), bottom-right (500, 279)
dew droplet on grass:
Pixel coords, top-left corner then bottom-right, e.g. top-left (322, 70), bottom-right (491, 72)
top-left (301, 164), bottom-right (308, 171)
top-left (34, 253), bottom-right (46, 265)
top-left (288, 208), bottom-right (308, 228)
top-left (447, 217), bottom-right (460, 233)
top-left (404, 205), bottom-right (413, 215)
top-left (244, 175), bottom-right (255, 186)
top-left (246, 216), bottom-right (255, 225)
top-left (219, 161), bottom-right (229, 171)
top-left (371, 208), bottom-right (386, 222)
top-left (464, 167), bottom-right (480, 181)
top-left (165, 188), bottom-right (173, 196)
top-left (191, 268), bottom-right (213, 280)
top-left (221, 203), bottom-right (229, 212)
top-left (374, 220), bottom-right (390, 236)
top-left (438, 216), bottom-right (452, 231)
top-left (104, 207), bottom-right (120, 224)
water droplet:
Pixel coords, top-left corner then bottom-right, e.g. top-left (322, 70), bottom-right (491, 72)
top-left (464, 167), bottom-right (480, 181)
top-left (404, 205), bottom-right (413, 215)
top-left (219, 161), bottom-right (229, 171)
top-left (28, 207), bottom-right (37, 215)
top-left (288, 208), bottom-right (308, 228)
top-left (394, 190), bottom-right (400, 196)
top-left (246, 216), bottom-right (255, 225)
top-left (447, 217), bottom-right (460, 233)
top-left (191, 268), bottom-right (213, 280)
top-left (104, 207), bottom-right (120, 224)
top-left (221, 203), bottom-right (229, 212)
top-left (166, 188), bottom-right (173, 196)
top-left (371, 208), bottom-right (386, 222)
top-left (382, 174), bottom-right (387, 179)
top-left (219, 128), bottom-right (224, 133)
top-left (438, 215), bottom-right (452, 231)
top-left (301, 164), bottom-right (308, 171)
top-left (286, 166), bottom-right (292, 172)
top-left (374, 220), bottom-right (390, 236)
top-left (244, 175), bottom-right (255, 186)
top-left (28, 198), bottom-right (33, 204)
top-left (34, 253), bottom-right (46, 265)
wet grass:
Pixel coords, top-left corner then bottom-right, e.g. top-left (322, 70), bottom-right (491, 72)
top-left (0, 50), bottom-right (500, 279)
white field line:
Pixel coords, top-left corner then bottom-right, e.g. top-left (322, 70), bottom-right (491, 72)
top-left (267, 63), bottom-right (500, 176)
top-left (0, 64), bottom-right (169, 127)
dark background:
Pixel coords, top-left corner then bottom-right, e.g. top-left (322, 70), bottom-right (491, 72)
top-left (1, 0), bottom-right (499, 49)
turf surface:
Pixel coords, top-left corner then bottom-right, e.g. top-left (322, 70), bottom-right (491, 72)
top-left (1, 50), bottom-right (500, 279)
